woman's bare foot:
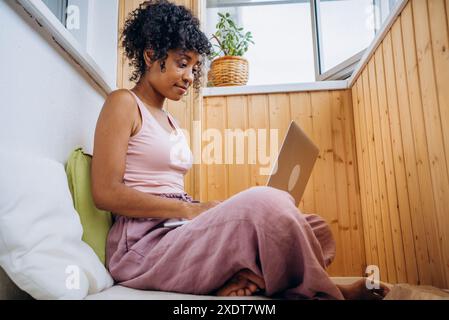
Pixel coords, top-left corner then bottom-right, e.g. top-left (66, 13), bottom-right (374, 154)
top-left (215, 269), bottom-right (266, 297)
top-left (337, 278), bottom-right (390, 300)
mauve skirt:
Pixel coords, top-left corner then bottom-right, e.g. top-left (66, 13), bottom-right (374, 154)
top-left (106, 186), bottom-right (344, 300)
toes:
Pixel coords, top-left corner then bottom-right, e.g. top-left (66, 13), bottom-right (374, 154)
top-left (216, 270), bottom-right (266, 297)
top-left (248, 283), bottom-right (259, 293)
top-left (216, 281), bottom-right (244, 296)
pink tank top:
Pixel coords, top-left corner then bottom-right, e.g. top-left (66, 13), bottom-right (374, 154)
top-left (123, 90), bottom-right (193, 194)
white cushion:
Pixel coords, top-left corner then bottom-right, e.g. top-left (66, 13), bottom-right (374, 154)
top-left (0, 151), bottom-right (113, 300)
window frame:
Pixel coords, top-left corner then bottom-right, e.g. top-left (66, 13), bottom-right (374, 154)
top-left (311, 0), bottom-right (401, 81)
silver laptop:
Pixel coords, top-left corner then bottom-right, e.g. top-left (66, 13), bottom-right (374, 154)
top-left (265, 120), bottom-right (319, 208)
top-left (164, 121), bottom-right (319, 228)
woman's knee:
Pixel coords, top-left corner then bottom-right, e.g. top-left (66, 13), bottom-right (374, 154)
top-left (247, 186), bottom-right (295, 207)
top-left (237, 186), bottom-right (297, 221)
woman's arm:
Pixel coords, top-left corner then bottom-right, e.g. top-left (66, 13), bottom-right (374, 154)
top-left (91, 89), bottom-right (207, 219)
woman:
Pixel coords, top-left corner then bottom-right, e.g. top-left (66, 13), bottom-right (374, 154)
top-left (91, 0), bottom-right (388, 300)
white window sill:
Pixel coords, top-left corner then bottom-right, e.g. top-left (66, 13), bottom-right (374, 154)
top-left (201, 80), bottom-right (349, 97)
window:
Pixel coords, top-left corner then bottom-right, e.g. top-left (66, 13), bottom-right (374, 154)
top-left (206, 0), bottom-right (316, 85)
top-left (206, 0), bottom-right (402, 84)
top-left (42, 0), bottom-right (68, 25)
top-left (313, 0), bottom-right (401, 80)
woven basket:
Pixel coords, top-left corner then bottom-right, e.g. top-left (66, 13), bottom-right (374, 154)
top-left (208, 56), bottom-right (249, 87)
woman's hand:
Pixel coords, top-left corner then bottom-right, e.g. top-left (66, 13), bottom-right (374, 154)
top-left (184, 200), bottom-right (222, 220)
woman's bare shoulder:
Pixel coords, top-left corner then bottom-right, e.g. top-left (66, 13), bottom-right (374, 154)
top-left (100, 89), bottom-right (138, 119)
top-left (96, 89), bottom-right (139, 133)
top-left (105, 89), bottom-right (136, 108)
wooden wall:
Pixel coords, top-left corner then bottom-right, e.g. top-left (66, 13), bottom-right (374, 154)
top-left (203, 91), bottom-right (366, 277)
top-left (351, 0), bottom-right (449, 288)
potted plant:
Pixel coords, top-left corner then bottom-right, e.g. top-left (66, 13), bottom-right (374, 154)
top-left (208, 12), bottom-right (255, 87)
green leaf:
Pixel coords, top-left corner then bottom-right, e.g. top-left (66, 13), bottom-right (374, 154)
top-left (212, 11), bottom-right (255, 56)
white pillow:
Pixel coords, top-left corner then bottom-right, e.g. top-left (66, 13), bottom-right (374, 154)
top-left (0, 151), bottom-right (113, 300)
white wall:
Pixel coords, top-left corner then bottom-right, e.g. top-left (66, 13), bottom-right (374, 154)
top-left (0, 0), bottom-right (110, 163)
top-left (86, 0), bottom-right (119, 87)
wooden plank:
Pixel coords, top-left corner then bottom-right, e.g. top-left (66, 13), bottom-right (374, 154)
top-left (365, 62), bottom-right (391, 283)
top-left (200, 97), bottom-right (207, 202)
top-left (329, 90), bottom-right (352, 275)
top-left (121, 0), bottom-right (143, 90)
top-left (311, 91), bottom-right (344, 276)
top-left (117, 0), bottom-right (126, 88)
top-left (375, 43), bottom-right (407, 283)
top-left (203, 97), bottom-right (228, 201)
top-left (247, 95), bottom-right (271, 188)
top-left (344, 88), bottom-right (366, 276)
top-left (268, 94), bottom-right (291, 148)
top-left (383, 29), bottom-right (418, 284)
top-left (226, 96), bottom-right (250, 196)
top-left (351, 82), bottom-right (371, 273)
top-left (193, 90), bottom-right (202, 201)
top-left (400, 3), bottom-right (434, 285)
top-left (428, 0), bottom-right (449, 288)
top-left (446, 0), bottom-right (449, 33)
top-left (412, 0), bottom-right (448, 287)
top-left (357, 74), bottom-right (379, 270)
top-left (447, 0), bottom-right (449, 32)
top-left (431, 0), bottom-right (449, 177)
top-left (362, 68), bottom-right (386, 279)
top-left (289, 92), bottom-right (316, 214)
top-left (391, 14), bottom-right (427, 285)
top-left (370, 56), bottom-right (398, 283)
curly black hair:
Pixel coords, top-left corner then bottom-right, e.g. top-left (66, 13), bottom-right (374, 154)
top-left (121, 0), bottom-right (212, 90)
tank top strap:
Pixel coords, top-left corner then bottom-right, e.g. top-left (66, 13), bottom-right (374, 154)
top-left (128, 90), bottom-right (152, 122)
top-left (128, 90), bottom-right (178, 135)
top-left (164, 110), bottom-right (180, 131)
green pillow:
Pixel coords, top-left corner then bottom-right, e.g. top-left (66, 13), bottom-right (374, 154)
top-left (65, 148), bottom-right (112, 265)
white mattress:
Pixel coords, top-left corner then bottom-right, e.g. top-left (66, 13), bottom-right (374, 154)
top-left (85, 285), bottom-right (273, 300)
top-left (84, 277), bottom-right (367, 300)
